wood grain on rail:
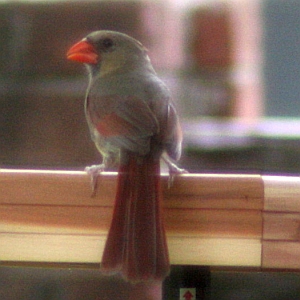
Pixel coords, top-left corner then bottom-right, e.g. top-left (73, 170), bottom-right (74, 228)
top-left (1, 169), bottom-right (300, 270)
top-left (262, 175), bottom-right (300, 269)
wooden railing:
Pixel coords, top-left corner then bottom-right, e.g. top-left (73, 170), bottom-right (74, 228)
top-left (1, 169), bottom-right (300, 270)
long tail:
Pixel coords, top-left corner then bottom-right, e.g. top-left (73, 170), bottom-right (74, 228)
top-left (101, 152), bottom-right (169, 282)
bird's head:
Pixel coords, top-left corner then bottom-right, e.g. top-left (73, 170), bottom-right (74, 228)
top-left (67, 30), bottom-right (151, 77)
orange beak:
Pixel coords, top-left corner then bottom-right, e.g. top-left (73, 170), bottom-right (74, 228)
top-left (67, 40), bottom-right (99, 64)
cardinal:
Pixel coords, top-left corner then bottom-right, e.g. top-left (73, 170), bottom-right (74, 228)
top-left (67, 30), bottom-right (184, 282)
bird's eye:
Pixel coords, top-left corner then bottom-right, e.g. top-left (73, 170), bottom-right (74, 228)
top-left (102, 38), bottom-right (114, 49)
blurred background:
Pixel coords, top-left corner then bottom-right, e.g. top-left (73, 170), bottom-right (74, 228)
top-left (2, 0), bottom-right (300, 299)
top-left (2, 0), bottom-right (300, 174)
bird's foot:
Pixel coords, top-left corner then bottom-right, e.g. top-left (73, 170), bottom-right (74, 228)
top-left (163, 157), bottom-right (188, 188)
top-left (85, 164), bottom-right (105, 197)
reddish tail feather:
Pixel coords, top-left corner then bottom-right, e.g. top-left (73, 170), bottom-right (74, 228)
top-left (101, 153), bottom-right (169, 282)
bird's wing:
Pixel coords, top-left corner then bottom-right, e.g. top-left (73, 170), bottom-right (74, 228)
top-left (163, 101), bottom-right (182, 162)
top-left (87, 94), bottom-right (159, 155)
top-left (144, 79), bottom-right (182, 162)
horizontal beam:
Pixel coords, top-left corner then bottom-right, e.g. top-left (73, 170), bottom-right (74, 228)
top-left (1, 169), bottom-right (300, 270)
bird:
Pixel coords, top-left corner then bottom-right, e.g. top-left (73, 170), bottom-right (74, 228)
top-left (67, 30), bottom-right (184, 282)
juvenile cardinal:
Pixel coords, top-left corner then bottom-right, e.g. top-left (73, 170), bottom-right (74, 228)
top-left (67, 30), bottom-right (184, 282)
